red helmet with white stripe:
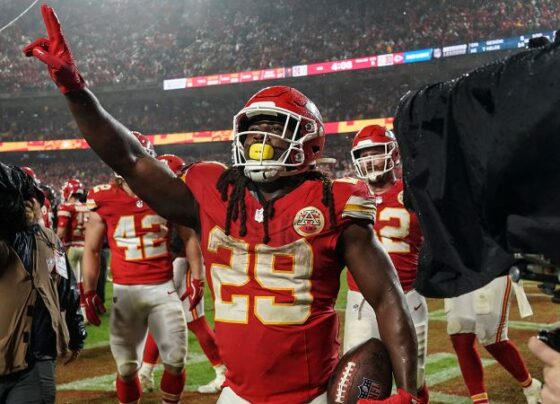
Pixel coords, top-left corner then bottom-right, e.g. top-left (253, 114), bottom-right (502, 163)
top-left (61, 178), bottom-right (85, 201)
top-left (21, 166), bottom-right (40, 184)
top-left (132, 131), bottom-right (156, 157)
top-left (157, 154), bottom-right (187, 176)
top-left (351, 125), bottom-right (399, 182)
top-left (232, 86), bottom-right (325, 182)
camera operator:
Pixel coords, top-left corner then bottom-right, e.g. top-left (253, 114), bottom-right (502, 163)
top-left (0, 163), bottom-right (86, 404)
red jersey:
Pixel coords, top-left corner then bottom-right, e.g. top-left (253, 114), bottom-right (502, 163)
top-left (57, 201), bottom-right (89, 247)
top-left (183, 162), bottom-right (376, 404)
top-left (347, 180), bottom-right (423, 293)
top-left (86, 183), bottom-right (172, 285)
top-left (41, 197), bottom-right (53, 229)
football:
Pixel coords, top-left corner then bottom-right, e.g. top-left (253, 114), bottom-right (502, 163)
top-left (327, 338), bottom-right (393, 404)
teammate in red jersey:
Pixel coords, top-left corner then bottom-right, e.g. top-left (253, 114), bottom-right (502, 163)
top-left (81, 135), bottom-right (188, 404)
top-left (57, 178), bottom-right (89, 318)
top-left (345, 125), bottom-right (429, 402)
top-left (139, 154), bottom-right (226, 394)
top-left (21, 166), bottom-right (53, 229)
top-left (25, 7), bottom-right (418, 403)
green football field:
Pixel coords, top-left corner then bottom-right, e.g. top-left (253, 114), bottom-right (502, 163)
top-left (60, 273), bottom-right (552, 403)
top-left (78, 271), bottom-right (350, 391)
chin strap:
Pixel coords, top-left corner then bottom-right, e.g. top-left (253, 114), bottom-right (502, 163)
top-left (244, 164), bottom-right (313, 183)
top-left (244, 166), bottom-right (283, 183)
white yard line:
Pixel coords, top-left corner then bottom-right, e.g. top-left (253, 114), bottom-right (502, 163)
top-left (429, 309), bottom-right (552, 330)
top-left (58, 352), bottom-right (208, 391)
top-left (430, 391), bottom-right (504, 404)
top-left (426, 352), bottom-right (495, 386)
top-left (67, 304), bottom-right (542, 397)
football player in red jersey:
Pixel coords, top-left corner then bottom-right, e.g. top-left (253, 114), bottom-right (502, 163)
top-left (24, 7), bottom-right (419, 403)
top-left (57, 178), bottom-right (89, 319)
top-left (139, 154), bottom-right (226, 394)
top-left (21, 166), bottom-right (54, 229)
top-left (81, 135), bottom-right (188, 404)
top-left (346, 125), bottom-right (429, 402)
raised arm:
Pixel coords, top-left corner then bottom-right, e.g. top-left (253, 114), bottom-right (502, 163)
top-left (340, 222), bottom-right (418, 400)
top-left (23, 5), bottom-right (197, 226)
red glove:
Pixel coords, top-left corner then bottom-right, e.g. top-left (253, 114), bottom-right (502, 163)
top-left (83, 290), bottom-right (106, 327)
top-left (22, 4), bottom-right (86, 94)
top-left (358, 389), bottom-right (420, 404)
top-left (416, 383), bottom-right (429, 404)
top-left (180, 279), bottom-right (204, 311)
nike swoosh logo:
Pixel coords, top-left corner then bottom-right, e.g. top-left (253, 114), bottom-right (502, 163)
top-left (167, 290), bottom-right (176, 295)
top-left (413, 303), bottom-right (422, 311)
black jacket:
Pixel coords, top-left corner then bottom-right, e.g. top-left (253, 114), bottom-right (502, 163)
top-left (394, 39), bottom-right (560, 297)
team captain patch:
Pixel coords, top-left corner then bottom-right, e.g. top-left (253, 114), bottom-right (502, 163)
top-left (293, 206), bottom-right (325, 237)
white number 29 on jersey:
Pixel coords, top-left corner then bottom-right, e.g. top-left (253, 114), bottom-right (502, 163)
top-left (207, 227), bottom-right (313, 325)
top-left (113, 215), bottom-right (169, 260)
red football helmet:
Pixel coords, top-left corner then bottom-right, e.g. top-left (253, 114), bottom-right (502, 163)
top-left (21, 166), bottom-right (40, 184)
top-left (157, 154), bottom-right (187, 176)
top-left (232, 86), bottom-right (325, 182)
top-left (61, 178), bottom-right (85, 201)
top-left (131, 131), bottom-right (156, 157)
top-left (351, 125), bottom-right (399, 181)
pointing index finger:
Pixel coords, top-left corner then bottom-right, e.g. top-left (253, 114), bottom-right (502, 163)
top-left (40, 4), bottom-right (62, 45)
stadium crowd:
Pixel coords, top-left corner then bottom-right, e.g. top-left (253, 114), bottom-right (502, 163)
top-left (0, 0), bottom-right (558, 93)
top-left (0, 78), bottom-right (406, 141)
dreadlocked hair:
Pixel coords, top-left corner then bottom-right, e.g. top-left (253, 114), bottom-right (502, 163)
top-left (216, 167), bottom-right (337, 244)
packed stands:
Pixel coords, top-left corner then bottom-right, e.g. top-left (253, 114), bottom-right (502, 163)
top-left (1, 0), bottom-right (558, 191)
top-left (1, 77), bottom-right (407, 141)
top-left (1, 0), bottom-right (558, 93)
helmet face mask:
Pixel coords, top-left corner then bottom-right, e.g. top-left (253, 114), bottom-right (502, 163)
top-left (353, 143), bottom-right (397, 181)
top-left (232, 87), bottom-right (324, 183)
top-left (351, 125), bottom-right (398, 183)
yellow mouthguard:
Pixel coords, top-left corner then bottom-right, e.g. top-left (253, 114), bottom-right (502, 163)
top-left (249, 143), bottom-right (274, 160)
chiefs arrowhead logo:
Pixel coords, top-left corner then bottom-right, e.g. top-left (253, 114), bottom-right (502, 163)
top-left (293, 207), bottom-right (324, 237)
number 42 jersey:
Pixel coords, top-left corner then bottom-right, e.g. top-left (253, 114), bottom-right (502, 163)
top-left (86, 182), bottom-right (172, 285)
top-left (183, 162), bottom-right (376, 404)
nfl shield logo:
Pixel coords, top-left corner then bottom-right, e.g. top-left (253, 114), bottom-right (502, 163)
top-left (357, 377), bottom-right (382, 399)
